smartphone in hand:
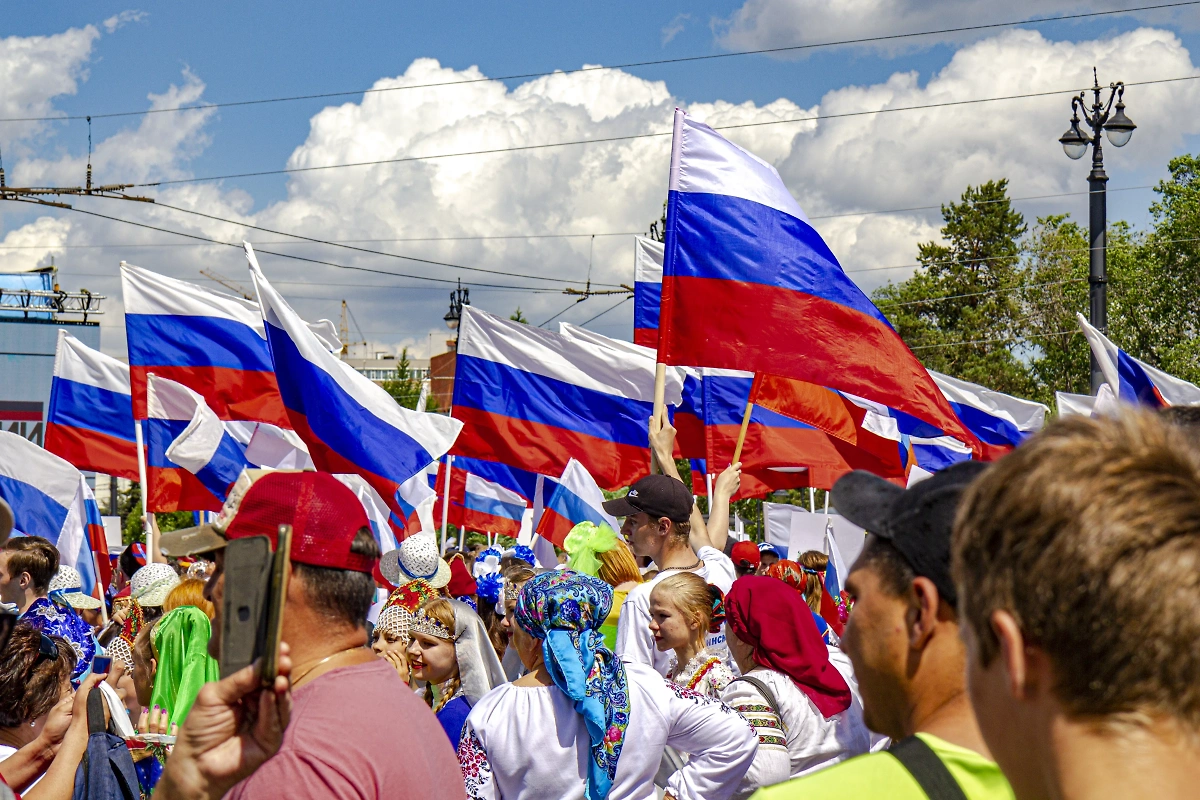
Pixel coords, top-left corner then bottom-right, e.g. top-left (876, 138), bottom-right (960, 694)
top-left (218, 525), bottom-right (291, 682)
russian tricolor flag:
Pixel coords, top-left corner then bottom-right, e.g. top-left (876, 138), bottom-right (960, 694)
top-left (633, 236), bottom-right (665, 349)
top-left (535, 459), bottom-right (620, 547)
top-left (122, 263), bottom-right (293, 427)
top-left (45, 330), bottom-right (139, 481)
top-left (436, 457), bottom-right (536, 538)
top-left (146, 375), bottom-right (254, 511)
top-left (657, 111), bottom-right (980, 455)
top-left (0, 431), bottom-right (109, 598)
top-left (452, 306), bottom-right (677, 490)
top-left (1078, 314), bottom-right (1200, 408)
top-left (929, 370), bottom-right (1047, 460)
top-left (247, 243), bottom-right (463, 527)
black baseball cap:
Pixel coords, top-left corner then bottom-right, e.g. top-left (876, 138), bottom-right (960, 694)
top-left (830, 461), bottom-right (988, 605)
top-left (602, 474), bottom-right (694, 523)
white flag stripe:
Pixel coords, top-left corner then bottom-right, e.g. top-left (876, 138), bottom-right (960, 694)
top-left (53, 330), bottom-right (131, 393)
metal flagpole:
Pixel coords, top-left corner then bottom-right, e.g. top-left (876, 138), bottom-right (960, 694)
top-left (133, 419), bottom-right (153, 559)
top-left (808, 487), bottom-right (816, 513)
top-left (439, 455), bottom-right (453, 554)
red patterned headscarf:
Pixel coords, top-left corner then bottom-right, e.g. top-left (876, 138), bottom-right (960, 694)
top-left (725, 576), bottom-right (852, 718)
top-left (765, 560), bottom-right (805, 592)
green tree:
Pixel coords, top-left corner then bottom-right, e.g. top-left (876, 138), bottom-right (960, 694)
top-left (510, 308), bottom-right (529, 324)
top-left (121, 484), bottom-right (195, 546)
top-left (872, 180), bottom-right (1033, 397)
top-left (379, 348), bottom-right (438, 412)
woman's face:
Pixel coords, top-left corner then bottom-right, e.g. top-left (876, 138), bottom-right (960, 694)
top-left (512, 625), bottom-right (542, 670)
top-left (371, 627), bottom-right (407, 656)
top-left (132, 648), bottom-right (156, 709)
top-left (648, 590), bottom-right (699, 653)
top-left (406, 632), bottom-right (458, 685)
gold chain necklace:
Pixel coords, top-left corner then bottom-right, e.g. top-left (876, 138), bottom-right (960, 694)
top-left (291, 646), bottom-right (363, 687)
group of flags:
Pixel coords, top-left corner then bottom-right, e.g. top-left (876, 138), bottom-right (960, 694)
top-left (7, 106), bottom-right (1198, 579)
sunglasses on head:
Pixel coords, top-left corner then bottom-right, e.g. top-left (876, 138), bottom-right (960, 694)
top-left (35, 632), bottom-right (59, 664)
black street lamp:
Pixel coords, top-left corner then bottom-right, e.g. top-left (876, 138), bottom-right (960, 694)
top-left (1059, 69), bottom-right (1136, 393)
top-left (443, 279), bottom-right (470, 342)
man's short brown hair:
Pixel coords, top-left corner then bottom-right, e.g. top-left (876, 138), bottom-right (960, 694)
top-left (952, 411), bottom-right (1200, 729)
top-left (3, 536), bottom-right (59, 593)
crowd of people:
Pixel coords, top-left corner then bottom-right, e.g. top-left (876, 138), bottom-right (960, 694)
top-left (0, 406), bottom-right (1196, 799)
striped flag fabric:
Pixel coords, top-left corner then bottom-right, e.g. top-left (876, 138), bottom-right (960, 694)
top-left (929, 371), bottom-right (1047, 460)
top-left (452, 306), bottom-right (677, 490)
top-left (1077, 314), bottom-right (1200, 408)
top-left (122, 263), bottom-right (291, 426)
top-left (436, 457), bottom-right (536, 538)
top-left (0, 432), bottom-right (109, 598)
top-left (247, 243), bottom-right (463, 526)
top-left (535, 458), bottom-right (620, 547)
top-left (633, 236), bottom-right (665, 348)
top-left (657, 111), bottom-right (980, 455)
top-left (45, 329), bottom-right (139, 480)
top-left (145, 375), bottom-right (253, 511)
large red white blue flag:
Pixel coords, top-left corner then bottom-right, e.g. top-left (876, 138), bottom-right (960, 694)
top-left (1078, 314), bottom-right (1200, 408)
top-left (247, 243), bottom-right (463, 525)
top-left (452, 306), bottom-right (679, 490)
top-left (656, 110), bottom-right (979, 454)
top-left (45, 330), bottom-right (140, 481)
top-left (633, 236), bottom-right (665, 349)
top-left (0, 432), bottom-right (109, 598)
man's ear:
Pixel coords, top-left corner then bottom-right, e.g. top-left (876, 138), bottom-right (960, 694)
top-left (907, 576), bottom-right (942, 650)
top-left (990, 609), bottom-right (1041, 701)
top-left (657, 516), bottom-right (673, 537)
top-left (17, 571), bottom-right (31, 591)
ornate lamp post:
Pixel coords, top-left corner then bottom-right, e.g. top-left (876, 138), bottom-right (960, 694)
top-left (1058, 69), bottom-right (1136, 393)
top-left (443, 279), bottom-right (470, 343)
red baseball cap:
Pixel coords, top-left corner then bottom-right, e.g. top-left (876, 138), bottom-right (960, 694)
top-left (224, 472), bottom-right (376, 574)
top-left (731, 541), bottom-right (762, 570)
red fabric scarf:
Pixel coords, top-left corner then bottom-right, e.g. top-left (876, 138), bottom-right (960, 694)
top-left (725, 575), bottom-right (852, 718)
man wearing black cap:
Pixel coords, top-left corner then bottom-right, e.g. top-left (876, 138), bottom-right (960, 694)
top-left (754, 462), bottom-right (1014, 800)
top-left (603, 419), bottom-right (737, 675)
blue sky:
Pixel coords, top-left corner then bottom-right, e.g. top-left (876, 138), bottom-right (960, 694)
top-left (3, 2), bottom-right (1199, 351)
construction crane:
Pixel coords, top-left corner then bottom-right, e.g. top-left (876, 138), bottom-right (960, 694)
top-left (339, 300), bottom-right (369, 358)
top-left (199, 268), bottom-right (254, 301)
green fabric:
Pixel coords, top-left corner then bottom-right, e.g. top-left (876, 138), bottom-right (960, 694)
top-left (564, 522), bottom-right (622, 578)
top-left (599, 589), bottom-right (629, 651)
top-left (149, 606), bottom-right (220, 727)
top-left (752, 733), bottom-right (1015, 800)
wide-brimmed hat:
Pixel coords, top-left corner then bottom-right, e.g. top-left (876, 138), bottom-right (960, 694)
top-left (379, 533), bottom-right (450, 589)
top-left (48, 566), bottom-right (103, 610)
top-left (130, 562), bottom-right (181, 607)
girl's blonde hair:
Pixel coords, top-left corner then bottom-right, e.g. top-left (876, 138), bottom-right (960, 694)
top-left (162, 578), bottom-right (215, 619)
top-left (651, 572), bottom-right (726, 647)
top-left (415, 598), bottom-right (461, 712)
top-left (797, 551), bottom-right (829, 614)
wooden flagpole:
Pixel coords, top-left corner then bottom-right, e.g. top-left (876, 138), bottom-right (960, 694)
top-left (731, 401), bottom-right (753, 465)
top-left (650, 363), bottom-right (667, 474)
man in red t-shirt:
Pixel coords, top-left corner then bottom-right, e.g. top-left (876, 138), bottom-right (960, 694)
top-left (160, 473), bottom-right (465, 800)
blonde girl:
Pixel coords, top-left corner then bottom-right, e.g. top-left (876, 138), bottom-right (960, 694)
top-left (647, 572), bottom-right (734, 697)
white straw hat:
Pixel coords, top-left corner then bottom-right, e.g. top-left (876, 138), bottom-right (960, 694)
top-left (130, 563), bottom-right (180, 607)
top-left (380, 533), bottom-right (451, 589)
top-left (48, 566), bottom-right (103, 610)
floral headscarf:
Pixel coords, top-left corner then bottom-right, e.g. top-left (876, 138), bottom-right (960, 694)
top-left (514, 571), bottom-right (629, 800)
top-left (765, 559), bottom-right (806, 592)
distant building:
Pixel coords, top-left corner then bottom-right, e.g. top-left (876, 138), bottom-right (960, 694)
top-left (429, 339), bottom-right (457, 412)
top-left (340, 353), bottom-right (431, 384)
top-left (0, 268), bottom-right (103, 447)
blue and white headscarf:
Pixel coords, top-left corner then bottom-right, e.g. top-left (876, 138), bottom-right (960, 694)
top-left (22, 595), bottom-right (95, 682)
top-left (514, 571), bottom-right (629, 800)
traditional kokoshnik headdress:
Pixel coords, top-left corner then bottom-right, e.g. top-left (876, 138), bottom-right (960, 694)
top-left (409, 604), bottom-right (457, 641)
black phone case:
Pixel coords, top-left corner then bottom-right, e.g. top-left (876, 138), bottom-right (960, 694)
top-left (220, 536), bottom-right (272, 679)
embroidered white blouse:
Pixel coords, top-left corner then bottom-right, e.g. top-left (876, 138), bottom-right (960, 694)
top-left (718, 647), bottom-right (872, 799)
top-left (668, 646), bottom-right (737, 698)
top-left (457, 661), bottom-right (758, 800)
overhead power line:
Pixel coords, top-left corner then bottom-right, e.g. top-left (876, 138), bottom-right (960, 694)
top-left (132, 73), bottom-right (1200, 188)
top-left (15, 199), bottom-right (573, 292)
top-left (908, 329), bottom-right (1078, 351)
top-left (3, 1), bottom-right (1193, 124)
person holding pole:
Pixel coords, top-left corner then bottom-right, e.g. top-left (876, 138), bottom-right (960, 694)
top-left (606, 409), bottom-right (738, 676)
